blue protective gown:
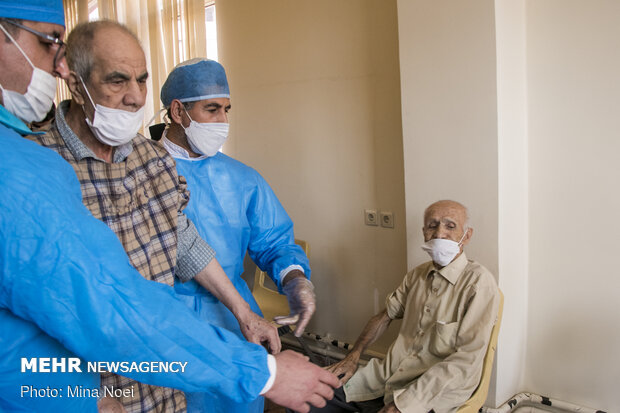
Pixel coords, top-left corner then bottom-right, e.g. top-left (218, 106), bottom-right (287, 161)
top-left (0, 108), bottom-right (270, 412)
top-left (172, 152), bottom-right (311, 413)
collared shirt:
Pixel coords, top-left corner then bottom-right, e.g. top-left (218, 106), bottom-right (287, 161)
top-left (344, 253), bottom-right (499, 413)
top-left (28, 100), bottom-right (215, 284)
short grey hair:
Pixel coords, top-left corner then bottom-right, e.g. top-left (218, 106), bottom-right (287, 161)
top-left (66, 20), bottom-right (140, 82)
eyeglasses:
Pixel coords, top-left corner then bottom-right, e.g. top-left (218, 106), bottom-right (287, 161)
top-left (1, 19), bottom-right (66, 68)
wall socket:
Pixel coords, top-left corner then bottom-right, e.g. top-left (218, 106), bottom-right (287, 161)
top-left (380, 211), bottom-right (394, 228)
top-left (364, 209), bottom-right (378, 226)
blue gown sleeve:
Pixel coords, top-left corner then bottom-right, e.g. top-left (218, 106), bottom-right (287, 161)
top-left (245, 171), bottom-right (311, 292)
top-left (0, 131), bottom-right (269, 408)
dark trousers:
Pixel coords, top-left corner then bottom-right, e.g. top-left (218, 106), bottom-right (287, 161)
top-left (286, 387), bottom-right (385, 413)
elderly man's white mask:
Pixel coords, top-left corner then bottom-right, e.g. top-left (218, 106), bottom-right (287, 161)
top-left (421, 230), bottom-right (468, 267)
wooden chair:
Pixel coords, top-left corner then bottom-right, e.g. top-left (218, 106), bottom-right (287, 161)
top-left (456, 289), bottom-right (504, 413)
top-left (251, 239), bottom-right (309, 323)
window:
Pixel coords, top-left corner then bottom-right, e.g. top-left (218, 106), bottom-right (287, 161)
top-left (205, 2), bottom-right (218, 61)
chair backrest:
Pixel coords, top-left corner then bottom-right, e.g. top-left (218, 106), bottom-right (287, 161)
top-left (251, 239), bottom-right (309, 322)
top-left (456, 289), bottom-right (504, 413)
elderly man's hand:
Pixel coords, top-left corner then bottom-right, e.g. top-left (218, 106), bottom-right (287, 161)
top-left (265, 350), bottom-right (340, 413)
top-left (274, 271), bottom-right (316, 337)
top-left (236, 309), bottom-right (281, 354)
top-left (325, 353), bottom-right (360, 385)
top-left (378, 402), bottom-right (401, 413)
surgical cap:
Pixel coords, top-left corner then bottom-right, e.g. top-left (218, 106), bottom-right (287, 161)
top-left (0, 0), bottom-right (65, 27)
top-left (160, 58), bottom-right (230, 108)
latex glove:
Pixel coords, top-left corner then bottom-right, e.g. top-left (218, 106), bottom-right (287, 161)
top-left (237, 308), bottom-right (281, 354)
top-left (325, 353), bottom-right (360, 385)
top-left (273, 276), bottom-right (316, 337)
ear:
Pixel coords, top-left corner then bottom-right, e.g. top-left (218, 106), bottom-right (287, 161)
top-left (461, 227), bottom-right (473, 247)
top-left (67, 71), bottom-right (86, 106)
top-left (169, 99), bottom-right (186, 125)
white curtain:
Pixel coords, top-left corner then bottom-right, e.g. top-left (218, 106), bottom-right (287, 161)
top-left (59, 0), bottom-right (208, 124)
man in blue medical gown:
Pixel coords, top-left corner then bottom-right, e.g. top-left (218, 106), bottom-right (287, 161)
top-left (159, 58), bottom-right (316, 412)
top-left (0, 2), bottom-right (338, 412)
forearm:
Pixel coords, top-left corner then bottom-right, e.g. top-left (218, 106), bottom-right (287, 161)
top-left (349, 309), bottom-right (392, 359)
top-left (194, 259), bottom-right (252, 318)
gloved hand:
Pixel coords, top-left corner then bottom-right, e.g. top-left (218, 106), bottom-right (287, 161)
top-left (273, 275), bottom-right (316, 337)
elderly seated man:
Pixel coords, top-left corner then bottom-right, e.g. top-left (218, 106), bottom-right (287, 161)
top-left (307, 200), bottom-right (499, 413)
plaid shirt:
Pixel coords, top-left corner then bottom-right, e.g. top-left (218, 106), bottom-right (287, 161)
top-left (26, 101), bottom-right (217, 413)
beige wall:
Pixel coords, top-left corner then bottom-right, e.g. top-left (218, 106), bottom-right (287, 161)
top-left (525, 1), bottom-right (620, 410)
top-left (215, 0), bottom-right (407, 352)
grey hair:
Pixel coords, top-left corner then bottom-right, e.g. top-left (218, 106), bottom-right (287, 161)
top-left (66, 20), bottom-right (140, 82)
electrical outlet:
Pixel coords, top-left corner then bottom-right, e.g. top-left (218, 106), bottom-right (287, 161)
top-left (365, 209), bottom-right (378, 226)
top-left (380, 211), bottom-right (394, 228)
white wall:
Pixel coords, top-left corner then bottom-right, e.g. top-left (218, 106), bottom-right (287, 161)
top-left (495, 0), bottom-right (529, 405)
top-left (525, 1), bottom-right (620, 410)
top-left (216, 0), bottom-right (407, 352)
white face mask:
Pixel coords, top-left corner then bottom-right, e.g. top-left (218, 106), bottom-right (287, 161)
top-left (182, 109), bottom-right (229, 157)
top-left (80, 77), bottom-right (144, 147)
top-left (0, 23), bottom-right (57, 123)
top-left (421, 230), bottom-right (468, 267)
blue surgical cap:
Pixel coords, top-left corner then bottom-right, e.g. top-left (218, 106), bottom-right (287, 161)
top-left (160, 58), bottom-right (230, 108)
top-left (0, 0), bottom-right (65, 27)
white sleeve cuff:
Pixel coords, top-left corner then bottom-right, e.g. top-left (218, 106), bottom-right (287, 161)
top-left (279, 265), bottom-right (305, 284)
top-left (259, 354), bottom-right (277, 395)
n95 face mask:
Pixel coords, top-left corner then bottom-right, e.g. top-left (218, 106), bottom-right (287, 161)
top-left (0, 23), bottom-right (57, 123)
top-left (80, 77), bottom-right (144, 147)
top-left (421, 230), bottom-right (468, 267)
top-left (182, 109), bottom-right (229, 157)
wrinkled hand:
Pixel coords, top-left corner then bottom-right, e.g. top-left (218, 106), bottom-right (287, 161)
top-left (237, 309), bottom-right (281, 354)
top-left (378, 402), bottom-right (401, 413)
top-left (265, 350), bottom-right (340, 413)
top-left (274, 276), bottom-right (316, 337)
top-left (325, 353), bottom-right (359, 385)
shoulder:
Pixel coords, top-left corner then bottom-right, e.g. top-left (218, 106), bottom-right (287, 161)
top-left (214, 153), bottom-right (267, 182)
top-left (131, 135), bottom-right (180, 176)
top-left (133, 134), bottom-right (169, 156)
top-left (402, 261), bottom-right (434, 285)
top-left (216, 153), bottom-right (258, 173)
top-left (462, 259), bottom-right (498, 292)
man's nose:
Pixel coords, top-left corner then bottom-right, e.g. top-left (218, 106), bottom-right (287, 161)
top-left (435, 226), bottom-right (449, 239)
top-left (124, 80), bottom-right (146, 109)
top-left (53, 55), bottom-right (70, 80)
